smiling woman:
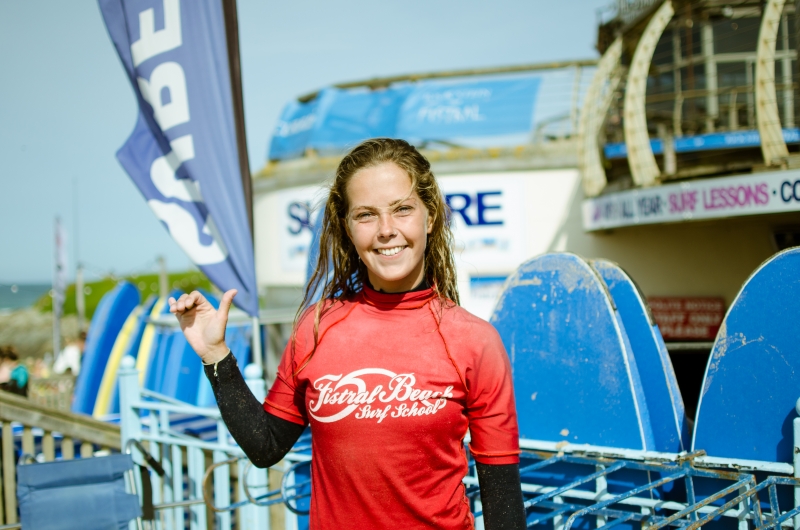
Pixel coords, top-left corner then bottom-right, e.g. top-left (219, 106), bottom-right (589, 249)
top-left (169, 138), bottom-right (525, 529)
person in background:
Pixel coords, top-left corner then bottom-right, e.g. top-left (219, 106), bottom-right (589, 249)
top-left (53, 331), bottom-right (85, 376)
top-left (0, 346), bottom-right (28, 397)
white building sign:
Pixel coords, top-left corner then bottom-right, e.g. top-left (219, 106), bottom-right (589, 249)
top-left (583, 169), bottom-right (800, 231)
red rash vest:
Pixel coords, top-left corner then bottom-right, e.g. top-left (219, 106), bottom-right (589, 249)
top-left (264, 285), bottom-right (520, 530)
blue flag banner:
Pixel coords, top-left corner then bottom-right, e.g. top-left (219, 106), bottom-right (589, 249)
top-left (99, 0), bottom-right (258, 316)
top-left (396, 76), bottom-right (541, 140)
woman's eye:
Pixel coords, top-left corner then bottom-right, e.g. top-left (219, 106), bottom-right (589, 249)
top-left (396, 206), bottom-right (413, 215)
top-left (355, 212), bottom-right (375, 221)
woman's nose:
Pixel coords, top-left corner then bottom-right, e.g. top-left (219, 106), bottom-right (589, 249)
top-left (377, 212), bottom-right (396, 237)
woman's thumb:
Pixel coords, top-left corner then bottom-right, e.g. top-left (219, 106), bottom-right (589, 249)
top-left (217, 289), bottom-right (238, 320)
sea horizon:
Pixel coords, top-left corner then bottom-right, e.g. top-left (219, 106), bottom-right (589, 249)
top-left (0, 283), bottom-right (51, 311)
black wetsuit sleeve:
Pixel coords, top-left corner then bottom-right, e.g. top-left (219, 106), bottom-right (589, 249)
top-left (203, 352), bottom-right (305, 468)
top-left (476, 462), bottom-right (527, 529)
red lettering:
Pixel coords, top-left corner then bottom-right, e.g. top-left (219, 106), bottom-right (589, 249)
top-left (757, 183), bottom-right (769, 205)
top-left (668, 191), bottom-right (698, 213)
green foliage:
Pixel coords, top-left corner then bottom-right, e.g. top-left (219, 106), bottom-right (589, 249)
top-left (35, 271), bottom-right (212, 319)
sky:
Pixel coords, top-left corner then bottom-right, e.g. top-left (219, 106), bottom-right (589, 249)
top-left (0, 0), bottom-right (609, 284)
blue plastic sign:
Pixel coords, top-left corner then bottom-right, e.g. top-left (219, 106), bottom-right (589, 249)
top-left (99, 0), bottom-right (258, 315)
top-left (397, 76), bottom-right (541, 140)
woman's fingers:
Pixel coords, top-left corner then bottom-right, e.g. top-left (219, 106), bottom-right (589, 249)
top-left (170, 291), bottom-right (208, 315)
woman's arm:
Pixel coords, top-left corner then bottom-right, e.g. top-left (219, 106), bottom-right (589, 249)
top-left (476, 462), bottom-right (527, 529)
top-left (168, 290), bottom-right (304, 467)
top-left (205, 352), bottom-right (305, 468)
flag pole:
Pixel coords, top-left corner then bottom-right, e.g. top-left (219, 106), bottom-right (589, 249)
top-left (52, 217), bottom-right (66, 364)
top-left (221, 0), bottom-right (263, 371)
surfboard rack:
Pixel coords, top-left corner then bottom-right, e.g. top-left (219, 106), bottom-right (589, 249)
top-left (461, 439), bottom-right (800, 529)
top-left (472, 250), bottom-right (800, 530)
top-left (117, 355), bottom-right (301, 529)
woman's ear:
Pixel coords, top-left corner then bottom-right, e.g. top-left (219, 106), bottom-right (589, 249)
top-left (426, 212), bottom-right (434, 234)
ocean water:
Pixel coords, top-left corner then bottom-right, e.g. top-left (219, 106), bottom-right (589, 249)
top-left (0, 283), bottom-right (50, 311)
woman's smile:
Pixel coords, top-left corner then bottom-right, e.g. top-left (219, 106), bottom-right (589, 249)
top-left (375, 245), bottom-right (407, 257)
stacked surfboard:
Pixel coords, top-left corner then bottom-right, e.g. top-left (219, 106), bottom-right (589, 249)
top-left (72, 282), bottom-right (254, 419)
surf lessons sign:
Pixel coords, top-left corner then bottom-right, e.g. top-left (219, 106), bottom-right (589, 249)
top-left (99, 0), bottom-right (258, 315)
top-left (583, 169), bottom-right (800, 231)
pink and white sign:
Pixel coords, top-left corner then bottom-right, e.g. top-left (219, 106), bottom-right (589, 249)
top-left (582, 169), bottom-right (800, 231)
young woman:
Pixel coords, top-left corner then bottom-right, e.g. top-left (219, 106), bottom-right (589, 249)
top-left (170, 138), bottom-right (526, 529)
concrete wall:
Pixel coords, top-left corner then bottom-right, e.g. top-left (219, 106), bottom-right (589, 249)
top-left (554, 184), bottom-right (799, 306)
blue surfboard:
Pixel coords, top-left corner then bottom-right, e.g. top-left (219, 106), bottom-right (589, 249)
top-left (106, 295), bottom-right (159, 415)
top-left (692, 247), bottom-right (800, 463)
top-left (140, 290), bottom-right (184, 393)
top-left (490, 253), bottom-right (655, 450)
top-left (72, 282), bottom-right (140, 415)
top-left (145, 327), bottom-right (176, 393)
top-left (591, 259), bottom-right (688, 453)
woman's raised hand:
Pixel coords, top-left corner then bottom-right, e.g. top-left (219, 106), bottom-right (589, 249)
top-left (169, 289), bottom-right (237, 364)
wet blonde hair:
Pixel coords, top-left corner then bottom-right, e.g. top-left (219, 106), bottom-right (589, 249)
top-left (292, 138), bottom-right (459, 372)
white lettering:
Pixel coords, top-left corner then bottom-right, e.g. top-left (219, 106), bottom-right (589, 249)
top-left (138, 62), bottom-right (190, 130)
top-left (382, 374), bottom-right (416, 402)
top-left (308, 368), bottom-right (455, 424)
top-left (147, 200), bottom-right (227, 265)
top-left (150, 135), bottom-right (201, 202)
top-left (276, 114), bottom-right (316, 137)
top-left (131, 0), bottom-right (182, 67)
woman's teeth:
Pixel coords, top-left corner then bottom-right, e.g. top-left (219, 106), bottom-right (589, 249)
top-left (376, 246), bottom-right (404, 256)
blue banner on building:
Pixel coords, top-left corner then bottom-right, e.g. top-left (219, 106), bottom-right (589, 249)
top-left (269, 98), bottom-right (321, 161)
top-left (308, 86), bottom-right (411, 153)
top-left (267, 75), bottom-right (543, 160)
top-left (396, 76), bottom-right (541, 140)
top-left (99, 0), bottom-right (258, 316)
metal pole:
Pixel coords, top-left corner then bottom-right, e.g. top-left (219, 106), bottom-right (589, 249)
top-left (119, 356), bottom-right (142, 460)
top-left (76, 263), bottom-right (85, 333)
top-left (221, 0), bottom-right (263, 377)
top-left (251, 316), bottom-right (263, 370)
top-left (793, 397), bottom-right (800, 529)
top-left (158, 256), bottom-right (168, 299)
top-left (52, 217), bottom-right (65, 361)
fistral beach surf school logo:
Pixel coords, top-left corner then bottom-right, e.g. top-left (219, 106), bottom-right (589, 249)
top-left (308, 369), bottom-right (454, 424)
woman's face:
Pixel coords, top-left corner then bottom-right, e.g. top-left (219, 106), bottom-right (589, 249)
top-left (345, 162), bottom-right (433, 293)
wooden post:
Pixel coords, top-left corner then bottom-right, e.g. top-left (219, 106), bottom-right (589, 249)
top-left (62, 436), bottom-right (74, 460)
top-left (43, 431), bottom-right (55, 461)
top-left (2, 422), bottom-right (17, 524)
top-left (81, 442), bottom-right (94, 458)
top-left (22, 426), bottom-right (34, 458)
